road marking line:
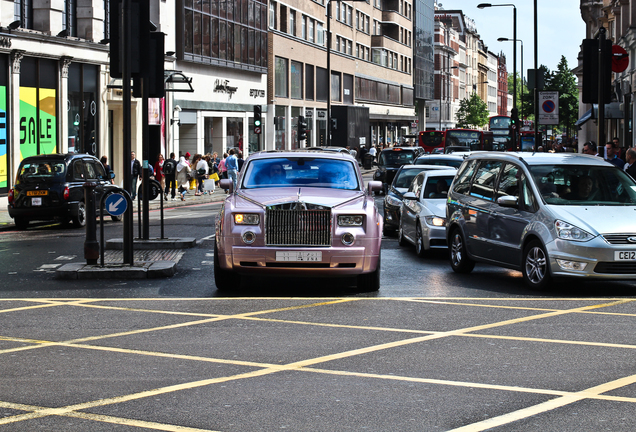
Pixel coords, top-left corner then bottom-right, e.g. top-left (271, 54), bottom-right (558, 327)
top-left (448, 372), bottom-right (636, 432)
top-left (64, 411), bottom-right (220, 432)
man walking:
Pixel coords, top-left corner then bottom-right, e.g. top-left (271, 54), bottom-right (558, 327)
top-left (163, 152), bottom-right (178, 200)
top-left (130, 151), bottom-right (141, 200)
top-left (605, 141), bottom-right (625, 169)
top-left (225, 149), bottom-right (239, 191)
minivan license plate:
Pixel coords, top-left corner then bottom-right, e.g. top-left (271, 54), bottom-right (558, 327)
top-left (276, 251), bottom-right (322, 262)
top-left (615, 251), bottom-right (636, 261)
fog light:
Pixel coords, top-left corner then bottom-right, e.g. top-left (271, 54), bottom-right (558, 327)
top-left (341, 232), bottom-right (355, 245)
top-left (242, 231), bottom-right (256, 244)
top-left (556, 259), bottom-right (587, 271)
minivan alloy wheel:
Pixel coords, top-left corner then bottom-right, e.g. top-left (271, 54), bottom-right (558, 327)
top-left (525, 243), bottom-right (547, 284)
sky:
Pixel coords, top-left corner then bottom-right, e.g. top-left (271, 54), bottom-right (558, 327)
top-left (436, 0), bottom-right (586, 75)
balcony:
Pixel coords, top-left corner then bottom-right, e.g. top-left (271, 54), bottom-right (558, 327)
top-left (371, 35), bottom-right (403, 52)
top-left (381, 10), bottom-right (401, 26)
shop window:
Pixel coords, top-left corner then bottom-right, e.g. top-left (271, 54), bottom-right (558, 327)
top-left (68, 63), bottom-right (99, 155)
top-left (275, 57), bottom-right (288, 98)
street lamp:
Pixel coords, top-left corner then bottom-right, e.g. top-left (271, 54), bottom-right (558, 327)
top-left (326, 0), bottom-right (367, 146)
top-left (498, 37), bottom-right (523, 120)
top-left (478, 3), bottom-right (517, 148)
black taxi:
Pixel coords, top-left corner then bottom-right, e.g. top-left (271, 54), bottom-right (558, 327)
top-left (7, 153), bottom-right (119, 229)
top-left (372, 146), bottom-right (423, 195)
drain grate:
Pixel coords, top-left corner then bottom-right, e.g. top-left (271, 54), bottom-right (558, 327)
top-left (102, 249), bottom-right (186, 264)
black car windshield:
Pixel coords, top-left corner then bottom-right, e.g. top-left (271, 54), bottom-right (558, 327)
top-left (414, 157), bottom-right (463, 168)
top-left (242, 157), bottom-right (360, 190)
top-left (379, 150), bottom-right (415, 167)
top-left (529, 164), bottom-right (636, 205)
top-left (18, 160), bottom-right (66, 182)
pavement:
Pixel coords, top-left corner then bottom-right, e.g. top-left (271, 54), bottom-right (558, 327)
top-left (1, 168), bottom-right (376, 280)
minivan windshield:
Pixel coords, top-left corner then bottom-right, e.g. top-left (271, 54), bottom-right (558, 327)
top-left (529, 164), bottom-right (636, 205)
top-left (242, 157), bottom-right (360, 190)
top-left (18, 160), bottom-right (66, 182)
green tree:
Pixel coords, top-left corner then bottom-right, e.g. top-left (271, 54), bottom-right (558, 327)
top-left (456, 92), bottom-right (489, 129)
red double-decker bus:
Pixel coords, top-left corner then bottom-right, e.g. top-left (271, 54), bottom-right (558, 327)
top-left (418, 130), bottom-right (445, 153)
top-left (488, 115), bottom-right (516, 151)
top-left (444, 129), bottom-right (494, 152)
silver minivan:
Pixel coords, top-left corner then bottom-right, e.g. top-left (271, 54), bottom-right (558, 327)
top-left (446, 152), bottom-right (636, 289)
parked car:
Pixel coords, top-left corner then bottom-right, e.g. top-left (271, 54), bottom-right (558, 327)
top-left (383, 164), bottom-right (455, 235)
top-left (446, 152), bottom-right (636, 289)
top-left (398, 169), bottom-right (458, 255)
top-left (214, 150), bottom-right (383, 292)
top-left (373, 147), bottom-right (424, 195)
top-left (414, 154), bottom-right (467, 170)
top-left (7, 153), bottom-right (120, 230)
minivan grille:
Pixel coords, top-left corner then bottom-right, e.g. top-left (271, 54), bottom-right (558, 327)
top-left (594, 262), bottom-right (636, 274)
top-left (601, 234), bottom-right (636, 245)
top-left (266, 208), bottom-right (331, 246)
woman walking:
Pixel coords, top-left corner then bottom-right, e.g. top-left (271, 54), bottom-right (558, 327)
top-left (176, 155), bottom-right (191, 201)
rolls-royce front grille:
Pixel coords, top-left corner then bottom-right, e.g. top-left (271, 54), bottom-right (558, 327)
top-left (602, 234), bottom-right (636, 245)
top-left (266, 209), bottom-right (331, 246)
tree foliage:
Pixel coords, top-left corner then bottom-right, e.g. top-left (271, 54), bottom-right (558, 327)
top-left (455, 92), bottom-right (490, 129)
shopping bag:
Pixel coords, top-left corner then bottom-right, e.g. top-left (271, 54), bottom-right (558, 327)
top-left (203, 179), bottom-right (216, 191)
top-left (210, 172), bottom-right (220, 182)
top-left (189, 179), bottom-right (197, 190)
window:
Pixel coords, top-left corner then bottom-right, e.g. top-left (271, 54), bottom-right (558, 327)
top-left (308, 18), bottom-right (314, 43)
top-left (302, 15), bottom-right (306, 39)
top-left (331, 72), bottom-right (341, 102)
top-left (291, 61), bottom-right (303, 99)
top-left (316, 67), bottom-right (328, 101)
top-left (341, 4), bottom-right (346, 22)
top-left (275, 57), bottom-right (288, 98)
top-left (347, 6), bottom-right (351, 25)
top-left (14, 0), bottom-right (33, 29)
top-left (453, 160), bottom-right (478, 195)
top-left (316, 22), bottom-right (324, 46)
top-left (269, 1), bottom-right (276, 28)
top-left (347, 40), bottom-right (352, 56)
top-left (289, 9), bottom-right (295, 36)
top-left (305, 64), bottom-right (314, 100)
top-left (496, 163), bottom-right (520, 200)
top-left (470, 161), bottom-right (503, 201)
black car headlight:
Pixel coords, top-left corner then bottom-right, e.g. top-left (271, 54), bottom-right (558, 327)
top-left (385, 194), bottom-right (402, 207)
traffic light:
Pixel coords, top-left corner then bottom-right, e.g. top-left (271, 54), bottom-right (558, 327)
top-left (253, 105), bottom-right (262, 127)
top-left (330, 118), bottom-right (337, 131)
top-left (298, 115), bottom-right (308, 142)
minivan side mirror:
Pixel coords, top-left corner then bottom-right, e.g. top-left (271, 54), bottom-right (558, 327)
top-left (497, 195), bottom-right (518, 208)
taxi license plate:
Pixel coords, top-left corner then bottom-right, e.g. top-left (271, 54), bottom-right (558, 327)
top-left (276, 251), bottom-right (322, 262)
top-left (26, 190), bottom-right (48, 196)
top-left (31, 197), bottom-right (42, 206)
top-left (615, 251), bottom-right (636, 261)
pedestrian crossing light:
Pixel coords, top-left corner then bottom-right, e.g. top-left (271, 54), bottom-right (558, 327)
top-left (298, 115), bottom-right (308, 142)
top-left (253, 105), bottom-right (262, 127)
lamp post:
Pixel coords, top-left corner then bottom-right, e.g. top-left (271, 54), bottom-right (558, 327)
top-left (326, 0), bottom-right (366, 147)
top-left (498, 37), bottom-right (523, 120)
top-left (478, 3), bottom-right (517, 149)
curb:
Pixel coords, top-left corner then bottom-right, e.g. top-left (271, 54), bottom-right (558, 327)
top-left (55, 261), bottom-right (177, 280)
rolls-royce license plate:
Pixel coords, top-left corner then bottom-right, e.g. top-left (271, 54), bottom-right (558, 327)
top-left (615, 251), bottom-right (636, 261)
top-left (276, 251), bottom-right (322, 262)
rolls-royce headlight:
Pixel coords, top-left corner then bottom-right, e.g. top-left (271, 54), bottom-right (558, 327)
top-left (338, 215), bottom-right (364, 226)
top-left (234, 213), bottom-right (260, 225)
top-left (555, 220), bottom-right (593, 241)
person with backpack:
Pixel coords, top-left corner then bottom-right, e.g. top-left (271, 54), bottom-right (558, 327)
top-left (163, 152), bottom-right (178, 200)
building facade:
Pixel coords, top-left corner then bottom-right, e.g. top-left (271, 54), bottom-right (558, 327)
top-left (497, 52), bottom-right (508, 116)
top-left (413, 0), bottom-right (435, 131)
top-left (267, 0), bottom-right (416, 150)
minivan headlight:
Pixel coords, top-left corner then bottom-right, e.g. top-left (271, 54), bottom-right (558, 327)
top-left (555, 220), bottom-right (593, 242)
top-left (425, 216), bottom-right (446, 227)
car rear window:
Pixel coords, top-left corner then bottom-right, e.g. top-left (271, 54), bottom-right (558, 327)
top-left (242, 157), bottom-right (360, 190)
top-left (18, 160), bottom-right (66, 182)
top-left (379, 150), bottom-right (415, 166)
top-left (414, 157), bottom-right (462, 168)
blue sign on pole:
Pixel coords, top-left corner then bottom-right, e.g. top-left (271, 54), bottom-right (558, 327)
top-left (104, 193), bottom-right (127, 216)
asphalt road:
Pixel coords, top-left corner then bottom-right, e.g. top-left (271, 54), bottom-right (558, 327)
top-left (1, 196), bottom-right (636, 431)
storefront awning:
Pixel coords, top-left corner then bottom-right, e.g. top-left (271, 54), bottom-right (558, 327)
top-left (575, 108), bottom-right (593, 126)
top-left (575, 103), bottom-right (624, 127)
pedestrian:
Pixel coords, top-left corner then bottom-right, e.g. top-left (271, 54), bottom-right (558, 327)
top-left (368, 145), bottom-right (377, 161)
top-left (204, 154), bottom-right (216, 193)
top-left (218, 152), bottom-right (228, 179)
top-left (605, 141), bottom-right (625, 168)
top-left (237, 152), bottom-right (245, 171)
top-left (176, 155), bottom-right (191, 201)
top-left (100, 155), bottom-right (114, 184)
top-left (225, 149), bottom-right (239, 191)
top-left (194, 153), bottom-right (209, 195)
top-left (582, 141), bottom-right (597, 156)
top-left (625, 147), bottom-right (636, 179)
top-left (154, 154), bottom-right (165, 200)
top-left (130, 151), bottom-right (141, 199)
top-left (163, 152), bottom-right (178, 200)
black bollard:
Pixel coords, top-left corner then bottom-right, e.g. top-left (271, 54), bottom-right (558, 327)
top-left (83, 181), bottom-right (99, 265)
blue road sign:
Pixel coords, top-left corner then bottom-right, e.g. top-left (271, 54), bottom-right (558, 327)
top-left (105, 193), bottom-right (127, 216)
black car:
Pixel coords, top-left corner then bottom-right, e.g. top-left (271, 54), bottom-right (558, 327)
top-left (8, 153), bottom-right (120, 229)
top-left (372, 147), bottom-right (423, 194)
top-left (413, 154), bottom-right (466, 169)
top-left (383, 164), bottom-right (456, 235)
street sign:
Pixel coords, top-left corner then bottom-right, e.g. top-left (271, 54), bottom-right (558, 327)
top-left (539, 91), bottom-right (559, 125)
top-left (254, 126), bottom-right (261, 134)
top-left (105, 193), bottom-right (127, 216)
top-left (612, 45), bottom-right (629, 73)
